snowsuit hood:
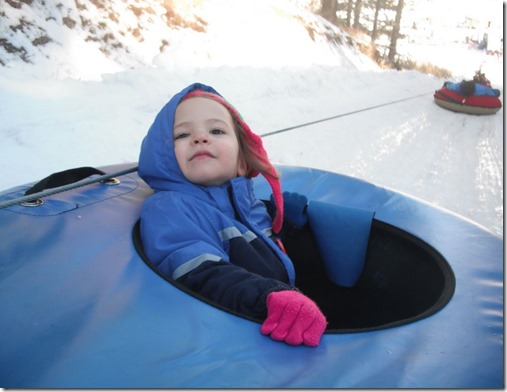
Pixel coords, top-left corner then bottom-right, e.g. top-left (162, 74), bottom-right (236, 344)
top-left (138, 82), bottom-right (212, 194)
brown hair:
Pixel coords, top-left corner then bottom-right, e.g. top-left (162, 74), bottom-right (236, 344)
top-left (229, 113), bottom-right (279, 181)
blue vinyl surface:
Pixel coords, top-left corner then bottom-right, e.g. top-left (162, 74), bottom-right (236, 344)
top-left (0, 163), bottom-right (503, 388)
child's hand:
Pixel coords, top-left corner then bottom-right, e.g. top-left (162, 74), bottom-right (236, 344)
top-left (271, 192), bottom-right (309, 228)
top-left (261, 290), bottom-right (326, 347)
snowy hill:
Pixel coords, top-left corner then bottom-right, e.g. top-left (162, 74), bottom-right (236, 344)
top-left (1, 0), bottom-right (205, 79)
top-left (0, 0), bottom-right (503, 236)
top-left (1, 0), bottom-right (376, 80)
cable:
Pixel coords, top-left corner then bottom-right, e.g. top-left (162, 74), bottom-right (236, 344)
top-left (261, 91), bottom-right (433, 138)
top-left (0, 91), bottom-right (432, 209)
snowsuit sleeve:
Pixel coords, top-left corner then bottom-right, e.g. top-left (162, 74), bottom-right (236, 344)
top-left (141, 192), bottom-right (292, 320)
top-left (177, 260), bottom-right (291, 318)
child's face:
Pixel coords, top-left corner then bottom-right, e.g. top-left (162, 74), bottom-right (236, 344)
top-left (173, 96), bottom-right (246, 186)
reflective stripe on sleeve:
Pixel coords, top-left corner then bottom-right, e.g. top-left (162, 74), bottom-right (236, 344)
top-left (219, 227), bottom-right (257, 243)
top-left (172, 253), bottom-right (222, 280)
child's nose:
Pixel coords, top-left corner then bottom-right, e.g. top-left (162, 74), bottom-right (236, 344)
top-left (192, 132), bottom-right (209, 144)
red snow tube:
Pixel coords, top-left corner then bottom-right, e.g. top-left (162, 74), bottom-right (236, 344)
top-left (434, 87), bottom-right (502, 115)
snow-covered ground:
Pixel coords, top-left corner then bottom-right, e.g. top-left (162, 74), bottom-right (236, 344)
top-left (0, 0), bottom-right (503, 236)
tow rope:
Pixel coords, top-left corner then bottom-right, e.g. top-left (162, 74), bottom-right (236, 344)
top-left (261, 91), bottom-right (433, 137)
top-left (0, 91), bottom-right (432, 209)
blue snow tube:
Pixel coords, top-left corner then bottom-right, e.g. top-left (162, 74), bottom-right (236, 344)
top-left (0, 163), bottom-right (502, 388)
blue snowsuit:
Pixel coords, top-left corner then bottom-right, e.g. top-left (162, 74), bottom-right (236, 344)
top-left (445, 81), bottom-right (500, 97)
top-left (138, 83), bottom-right (296, 319)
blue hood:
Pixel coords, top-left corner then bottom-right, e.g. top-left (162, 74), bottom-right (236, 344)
top-left (138, 82), bottom-right (223, 193)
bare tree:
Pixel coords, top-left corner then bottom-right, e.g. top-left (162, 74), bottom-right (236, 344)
top-left (370, 0), bottom-right (382, 41)
top-left (353, 0), bottom-right (362, 28)
top-left (346, 0), bottom-right (354, 27)
top-left (334, 0), bottom-right (354, 27)
top-left (387, 0), bottom-right (404, 64)
top-left (320, 0), bottom-right (339, 25)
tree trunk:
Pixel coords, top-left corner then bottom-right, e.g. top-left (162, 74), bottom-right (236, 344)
top-left (371, 0), bottom-right (382, 42)
top-left (320, 0), bottom-right (339, 25)
top-left (346, 0), bottom-right (353, 27)
top-left (387, 0), bottom-right (404, 64)
top-left (353, 0), bottom-right (362, 28)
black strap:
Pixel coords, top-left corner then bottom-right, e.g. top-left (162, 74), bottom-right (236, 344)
top-left (24, 166), bottom-right (105, 196)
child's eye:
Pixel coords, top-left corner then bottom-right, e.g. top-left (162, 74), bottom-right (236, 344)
top-left (210, 128), bottom-right (225, 135)
top-left (174, 132), bottom-right (190, 140)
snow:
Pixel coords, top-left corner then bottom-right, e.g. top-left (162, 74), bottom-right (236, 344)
top-left (0, 0), bottom-right (503, 237)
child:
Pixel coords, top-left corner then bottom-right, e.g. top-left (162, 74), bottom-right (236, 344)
top-left (138, 82), bottom-right (326, 347)
top-left (444, 80), bottom-right (500, 97)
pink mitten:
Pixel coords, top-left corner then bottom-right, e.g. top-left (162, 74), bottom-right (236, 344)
top-left (261, 290), bottom-right (327, 347)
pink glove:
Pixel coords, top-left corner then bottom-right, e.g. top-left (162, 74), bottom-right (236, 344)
top-left (261, 290), bottom-right (327, 347)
